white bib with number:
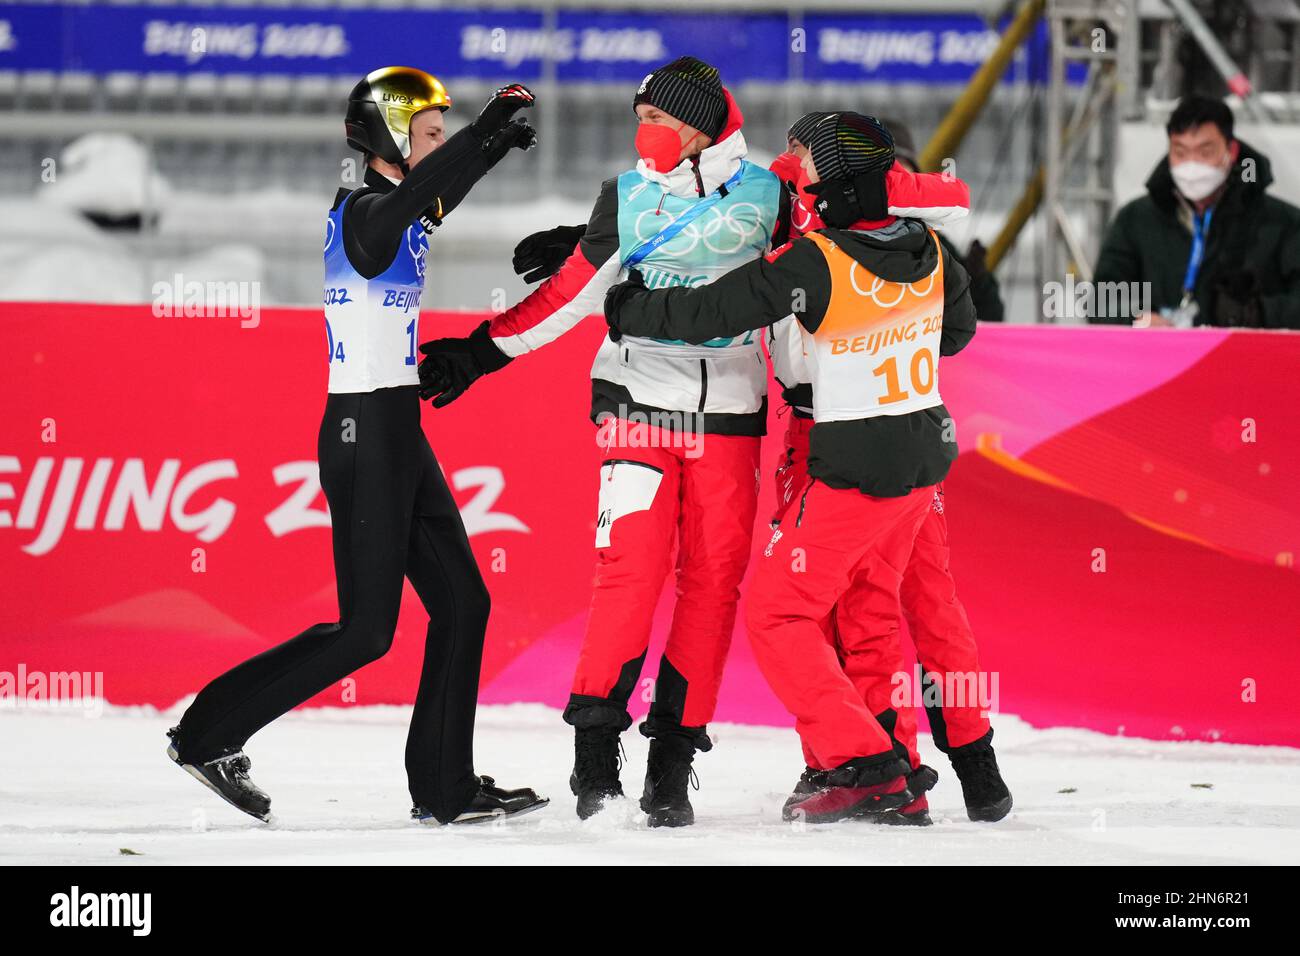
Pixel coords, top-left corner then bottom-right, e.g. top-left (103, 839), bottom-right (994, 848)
top-left (323, 191), bottom-right (427, 394)
top-left (802, 230), bottom-right (945, 421)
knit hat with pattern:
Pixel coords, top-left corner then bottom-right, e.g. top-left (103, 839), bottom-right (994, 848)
top-left (808, 111), bottom-right (895, 182)
top-left (633, 56), bottom-right (728, 141)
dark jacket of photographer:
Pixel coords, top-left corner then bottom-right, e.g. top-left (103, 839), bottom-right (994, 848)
top-left (1091, 140), bottom-right (1300, 328)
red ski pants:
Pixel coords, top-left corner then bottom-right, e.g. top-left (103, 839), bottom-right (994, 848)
top-left (771, 416), bottom-right (990, 766)
top-left (568, 419), bottom-right (760, 731)
top-left (748, 477), bottom-right (933, 769)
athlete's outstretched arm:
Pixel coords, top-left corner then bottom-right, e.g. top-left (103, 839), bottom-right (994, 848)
top-left (433, 119), bottom-right (537, 220)
top-left (482, 178), bottom-right (623, 358)
top-left (417, 179), bottom-right (622, 406)
top-left (606, 239), bottom-right (831, 345)
top-left (343, 127), bottom-right (483, 279)
top-left (346, 86), bottom-right (536, 279)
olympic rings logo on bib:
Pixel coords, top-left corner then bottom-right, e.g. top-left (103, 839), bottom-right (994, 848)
top-left (804, 228), bottom-right (947, 419)
top-left (847, 261), bottom-right (938, 308)
top-left (633, 202), bottom-right (763, 258)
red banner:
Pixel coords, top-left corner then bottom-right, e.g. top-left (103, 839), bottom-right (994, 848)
top-left (3, 304), bottom-right (1298, 745)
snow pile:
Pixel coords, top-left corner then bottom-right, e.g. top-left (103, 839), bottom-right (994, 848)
top-left (37, 133), bottom-right (174, 220)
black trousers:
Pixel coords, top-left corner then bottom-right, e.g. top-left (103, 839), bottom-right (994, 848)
top-left (175, 385), bottom-right (490, 822)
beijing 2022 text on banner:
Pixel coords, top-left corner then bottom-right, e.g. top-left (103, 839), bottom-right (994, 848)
top-left (0, 3), bottom-right (1052, 85)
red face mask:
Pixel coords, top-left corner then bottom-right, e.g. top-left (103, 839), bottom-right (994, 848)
top-left (795, 166), bottom-right (816, 202)
top-left (769, 151), bottom-right (803, 185)
top-left (635, 122), bottom-right (699, 173)
top-left (792, 165), bottom-right (824, 232)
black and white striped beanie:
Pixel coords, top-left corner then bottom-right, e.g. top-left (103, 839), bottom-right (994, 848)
top-left (808, 112), bottom-right (895, 182)
top-left (787, 111), bottom-right (834, 149)
top-left (632, 56), bottom-right (728, 141)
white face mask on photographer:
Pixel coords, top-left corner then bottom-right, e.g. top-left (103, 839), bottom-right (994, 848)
top-left (1170, 157), bottom-right (1230, 202)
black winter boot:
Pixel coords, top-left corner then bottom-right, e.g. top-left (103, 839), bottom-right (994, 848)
top-left (949, 733), bottom-right (1013, 822)
top-left (639, 728), bottom-right (709, 828)
top-left (569, 727), bottom-right (625, 820)
top-left (563, 699), bottom-right (633, 820)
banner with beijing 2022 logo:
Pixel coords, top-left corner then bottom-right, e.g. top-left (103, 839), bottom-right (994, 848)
top-left (0, 3), bottom-right (1047, 85)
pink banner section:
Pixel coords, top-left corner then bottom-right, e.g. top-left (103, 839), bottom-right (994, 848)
top-left (2, 304), bottom-right (1297, 745)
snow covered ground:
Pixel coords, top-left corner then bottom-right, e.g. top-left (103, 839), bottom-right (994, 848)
top-left (2, 703), bottom-right (1298, 866)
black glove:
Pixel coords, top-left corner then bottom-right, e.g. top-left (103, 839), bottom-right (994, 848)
top-left (417, 321), bottom-right (511, 407)
top-left (513, 224), bottom-right (586, 283)
top-left (804, 169), bottom-right (889, 228)
top-left (469, 83), bottom-right (536, 141)
top-left (417, 347), bottom-right (479, 408)
top-left (482, 118), bottom-right (537, 169)
top-left (603, 269), bottom-right (649, 343)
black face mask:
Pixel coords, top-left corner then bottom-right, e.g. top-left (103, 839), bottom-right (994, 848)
top-left (804, 169), bottom-right (889, 228)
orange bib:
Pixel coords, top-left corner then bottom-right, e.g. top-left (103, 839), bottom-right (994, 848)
top-left (802, 229), bottom-right (945, 421)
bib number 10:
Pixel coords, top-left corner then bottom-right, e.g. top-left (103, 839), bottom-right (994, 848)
top-left (872, 347), bottom-right (935, 405)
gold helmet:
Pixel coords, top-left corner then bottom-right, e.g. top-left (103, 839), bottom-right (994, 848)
top-left (345, 66), bottom-right (452, 168)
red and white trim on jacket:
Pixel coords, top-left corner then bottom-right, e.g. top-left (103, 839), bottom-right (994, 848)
top-left (487, 248), bottom-right (622, 359)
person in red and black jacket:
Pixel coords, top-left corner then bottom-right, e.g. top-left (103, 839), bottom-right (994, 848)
top-left (766, 111), bottom-right (1008, 825)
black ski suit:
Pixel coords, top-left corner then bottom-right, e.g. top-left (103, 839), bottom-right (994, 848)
top-left (174, 132), bottom-right (504, 823)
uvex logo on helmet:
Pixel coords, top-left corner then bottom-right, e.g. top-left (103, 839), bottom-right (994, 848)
top-left (344, 67), bottom-right (452, 170)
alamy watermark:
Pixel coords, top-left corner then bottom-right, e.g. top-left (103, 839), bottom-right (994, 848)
top-left (151, 273), bottom-right (260, 328)
top-left (50, 886), bottom-right (151, 936)
top-left (0, 664), bottom-right (105, 717)
top-left (596, 406), bottom-right (707, 458)
top-left (1043, 275), bottom-right (1152, 322)
top-left (889, 664), bottom-right (999, 717)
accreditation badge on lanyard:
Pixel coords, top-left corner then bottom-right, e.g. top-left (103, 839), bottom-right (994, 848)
top-left (1163, 208), bottom-right (1213, 328)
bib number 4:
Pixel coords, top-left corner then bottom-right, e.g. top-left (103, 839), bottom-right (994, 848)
top-left (325, 319), bottom-right (346, 364)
